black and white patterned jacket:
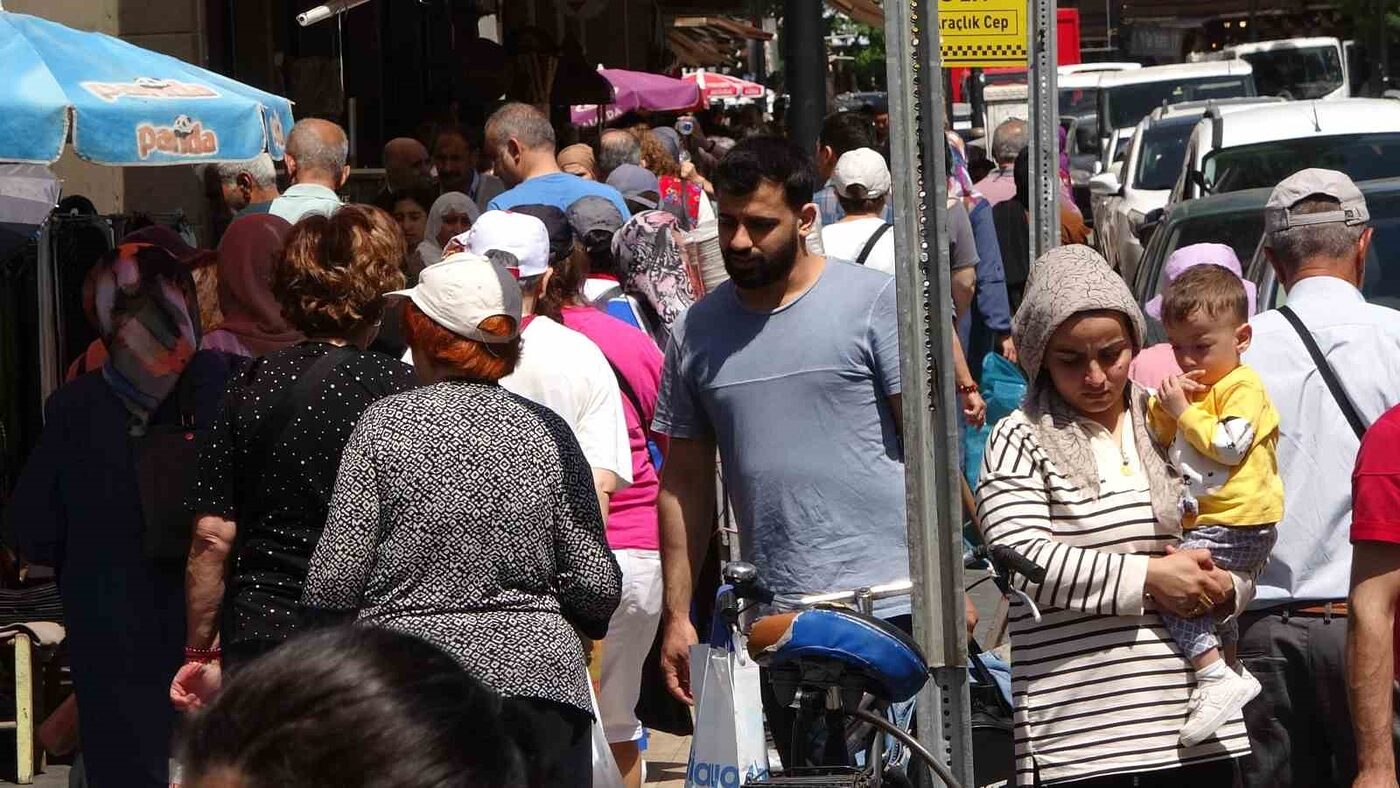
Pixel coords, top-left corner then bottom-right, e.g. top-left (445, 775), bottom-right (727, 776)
top-left (303, 380), bottom-right (621, 714)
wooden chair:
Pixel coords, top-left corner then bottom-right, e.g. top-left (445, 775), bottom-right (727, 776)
top-left (0, 623), bottom-right (65, 784)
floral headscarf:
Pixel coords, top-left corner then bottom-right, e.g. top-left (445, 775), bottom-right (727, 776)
top-left (1012, 245), bottom-right (1182, 530)
top-left (611, 210), bottom-right (700, 331)
top-left (84, 243), bottom-right (201, 426)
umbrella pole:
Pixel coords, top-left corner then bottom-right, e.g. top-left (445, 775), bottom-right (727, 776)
top-left (36, 221), bottom-right (59, 403)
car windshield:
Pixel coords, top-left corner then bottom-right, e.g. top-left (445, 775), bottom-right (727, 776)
top-left (1203, 133), bottom-right (1400, 193)
top-left (1060, 87), bottom-right (1099, 117)
top-left (1133, 122), bottom-right (1194, 191)
top-left (1103, 76), bottom-right (1254, 131)
top-left (1261, 191), bottom-right (1400, 312)
top-left (1240, 46), bottom-right (1344, 100)
top-left (1154, 210), bottom-right (1268, 305)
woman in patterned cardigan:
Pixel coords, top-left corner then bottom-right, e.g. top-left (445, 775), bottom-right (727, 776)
top-left (303, 253), bottom-right (621, 788)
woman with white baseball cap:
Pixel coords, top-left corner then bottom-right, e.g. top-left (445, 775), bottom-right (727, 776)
top-left (302, 251), bottom-right (622, 788)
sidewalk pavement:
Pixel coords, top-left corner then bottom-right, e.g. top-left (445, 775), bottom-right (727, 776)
top-left (646, 730), bottom-right (690, 785)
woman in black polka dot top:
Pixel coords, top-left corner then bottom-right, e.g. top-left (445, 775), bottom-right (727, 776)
top-left (173, 206), bottom-right (418, 707)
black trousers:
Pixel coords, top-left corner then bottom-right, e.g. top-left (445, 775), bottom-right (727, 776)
top-left (1036, 758), bottom-right (1236, 787)
top-left (1237, 607), bottom-right (1400, 788)
top-left (499, 696), bottom-right (593, 788)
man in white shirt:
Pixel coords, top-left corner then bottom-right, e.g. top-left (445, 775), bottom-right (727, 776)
top-left (819, 148), bottom-right (896, 273)
top-left (1239, 168), bottom-right (1400, 787)
top-left (269, 119), bottom-right (347, 224)
top-left (463, 210), bottom-right (632, 516)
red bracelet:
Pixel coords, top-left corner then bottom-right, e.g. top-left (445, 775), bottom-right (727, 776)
top-left (184, 645), bottom-right (221, 663)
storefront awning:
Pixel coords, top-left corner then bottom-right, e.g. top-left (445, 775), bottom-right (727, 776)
top-left (668, 16), bottom-right (772, 68)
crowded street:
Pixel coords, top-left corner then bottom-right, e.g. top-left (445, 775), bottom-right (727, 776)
top-left (2, 0), bottom-right (1400, 786)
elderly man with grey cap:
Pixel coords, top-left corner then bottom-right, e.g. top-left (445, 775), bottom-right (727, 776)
top-left (1235, 168), bottom-right (1400, 788)
top-left (304, 251), bottom-right (620, 788)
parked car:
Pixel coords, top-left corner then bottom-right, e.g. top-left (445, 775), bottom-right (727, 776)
top-left (1089, 98), bottom-right (1283, 278)
top-left (1171, 98), bottom-right (1400, 203)
top-left (1096, 60), bottom-right (1257, 173)
top-left (1201, 37), bottom-right (1349, 101)
top-left (1061, 63), bottom-right (1143, 174)
top-left (1245, 176), bottom-right (1400, 314)
top-left (1131, 186), bottom-right (1275, 343)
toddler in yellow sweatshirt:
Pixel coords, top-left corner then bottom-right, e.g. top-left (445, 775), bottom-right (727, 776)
top-left (1146, 261), bottom-right (1284, 748)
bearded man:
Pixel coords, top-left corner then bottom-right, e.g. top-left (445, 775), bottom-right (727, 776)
top-left (649, 135), bottom-right (913, 767)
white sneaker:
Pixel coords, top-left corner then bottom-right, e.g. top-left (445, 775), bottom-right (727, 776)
top-left (1180, 670), bottom-right (1256, 747)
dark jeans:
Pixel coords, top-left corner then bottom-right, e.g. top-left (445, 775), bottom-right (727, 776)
top-left (499, 696), bottom-right (593, 788)
top-left (1237, 607), bottom-right (1400, 788)
top-left (1035, 757), bottom-right (1236, 787)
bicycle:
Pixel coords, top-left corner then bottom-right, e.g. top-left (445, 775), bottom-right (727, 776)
top-left (709, 543), bottom-right (1045, 788)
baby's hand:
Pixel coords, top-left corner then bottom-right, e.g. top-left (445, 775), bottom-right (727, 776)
top-left (1159, 371), bottom-right (1207, 419)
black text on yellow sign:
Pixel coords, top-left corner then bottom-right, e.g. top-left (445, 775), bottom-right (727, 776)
top-left (938, 0), bottom-right (1028, 68)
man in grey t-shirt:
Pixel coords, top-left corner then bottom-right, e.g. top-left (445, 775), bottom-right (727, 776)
top-left (652, 137), bottom-right (909, 744)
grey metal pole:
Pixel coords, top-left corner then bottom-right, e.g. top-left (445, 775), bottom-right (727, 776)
top-left (1028, 0), bottom-right (1060, 258)
top-left (883, 1), bottom-right (974, 786)
top-left (783, 0), bottom-right (826, 151)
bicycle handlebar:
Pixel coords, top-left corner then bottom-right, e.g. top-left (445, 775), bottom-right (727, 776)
top-left (990, 545), bottom-right (1047, 585)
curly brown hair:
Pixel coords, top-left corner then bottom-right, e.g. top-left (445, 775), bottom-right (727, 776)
top-left (632, 126), bottom-right (680, 178)
top-left (274, 205), bottom-right (406, 336)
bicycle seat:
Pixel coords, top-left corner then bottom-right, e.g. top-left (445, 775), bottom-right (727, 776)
top-left (747, 607), bottom-right (928, 703)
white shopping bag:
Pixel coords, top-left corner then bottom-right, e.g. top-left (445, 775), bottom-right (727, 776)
top-left (588, 676), bottom-right (625, 788)
top-left (686, 630), bottom-right (770, 787)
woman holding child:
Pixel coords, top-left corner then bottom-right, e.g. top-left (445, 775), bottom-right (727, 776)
top-left (977, 245), bottom-right (1260, 786)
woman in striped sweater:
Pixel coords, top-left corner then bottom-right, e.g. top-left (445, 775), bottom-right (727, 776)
top-left (978, 246), bottom-right (1253, 786)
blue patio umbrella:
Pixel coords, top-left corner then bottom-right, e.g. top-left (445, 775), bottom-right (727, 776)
top-left (0, 8), bottom-right (295, 166)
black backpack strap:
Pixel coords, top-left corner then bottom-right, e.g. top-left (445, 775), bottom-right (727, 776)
top-left (603, 358), bottom-right (652, 470)
top-left (855, 222), bottom-right (893, 267)
top-left (1278, 305), bottom-right (1368, 439)
top-left (251, 345), bottom-right (357, 497)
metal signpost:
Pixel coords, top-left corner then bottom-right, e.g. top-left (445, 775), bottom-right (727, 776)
top-left (1028, 0), bottom-right (1060, 258)
top-left (884, 2), bottom-right (973, 786)
top-left (885, 0), bottom-right (1058, 783)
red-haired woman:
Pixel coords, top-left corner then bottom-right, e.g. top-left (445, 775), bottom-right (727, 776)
top-left (302, 252), bottom-right (620, 788)
top-left (173, 205), bottom-right (418, 706)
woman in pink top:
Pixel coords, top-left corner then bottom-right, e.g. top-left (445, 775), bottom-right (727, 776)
top-left (537, 197), bottom-right (666, 788)
top-left (1130, 243), bottom-right (1257, 389)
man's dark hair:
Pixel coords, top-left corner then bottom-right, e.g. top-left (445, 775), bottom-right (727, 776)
top-left (819, 111), bottom-right (877, 158)
top-left (713, 135), bottom-right (820, 211)
top-left (179, 627), bottom-right (525, 787)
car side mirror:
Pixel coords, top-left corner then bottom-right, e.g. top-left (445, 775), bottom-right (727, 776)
top-left (1136, 207), bottom-right (1166, 245)
top-left (1089, 171), bottom-right (1122, 197)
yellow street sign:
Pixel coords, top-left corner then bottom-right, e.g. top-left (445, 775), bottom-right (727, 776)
top-left (939, 0), bottom-right (1028, 67)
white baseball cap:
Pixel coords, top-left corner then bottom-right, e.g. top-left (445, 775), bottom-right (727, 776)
top-left (457, 210), bottom-right (551, 279)
top-left (831, 147), bottom-right (892, 200)
top-left (386, 252), bottom-right (523, 343)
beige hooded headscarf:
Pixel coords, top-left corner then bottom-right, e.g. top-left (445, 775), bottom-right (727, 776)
top-left (1011, 245), bottom-right (1183, 532)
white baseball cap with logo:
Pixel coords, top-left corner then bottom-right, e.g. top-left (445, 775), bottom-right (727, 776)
top-left (455, 210), bottom-right (551, 278)
top-left (831, 147), bottom-right (892, 200)
top-left (386, 252), bottom-right (523, 343)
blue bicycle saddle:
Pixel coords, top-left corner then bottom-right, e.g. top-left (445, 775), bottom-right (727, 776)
top-left (747, 608), bottom-right (929, 702)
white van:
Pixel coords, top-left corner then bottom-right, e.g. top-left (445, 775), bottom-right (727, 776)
top-left (1203, 37), bottom-right (1348, 101)
top-left (1096, 61), bottom-right (1257, 172)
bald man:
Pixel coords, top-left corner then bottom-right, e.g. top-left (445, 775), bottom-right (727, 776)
top-left (270, 118), bottom-right (348, 224)
top-left (383, 137), bottom-right (433, 191)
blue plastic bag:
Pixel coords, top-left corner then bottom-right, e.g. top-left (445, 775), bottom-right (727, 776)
top-left (962, 352), bottom-right (1028, 489)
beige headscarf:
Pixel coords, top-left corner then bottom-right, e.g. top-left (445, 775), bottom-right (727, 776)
top-left (1011, 245), bottom-right (1183, 531)
top-left (557, 144), bottom-right (598, 180)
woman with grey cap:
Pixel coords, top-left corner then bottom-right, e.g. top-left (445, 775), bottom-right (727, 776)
top-left (302, 252), bottom-right (621, 788)
top-left (975, 245), bottom-right (1252, 785)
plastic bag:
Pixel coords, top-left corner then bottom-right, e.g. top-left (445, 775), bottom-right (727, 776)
top-left (686, 630), bottom-right (770, 786)
top-left (963, 352), bottom-right (1028, 488)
